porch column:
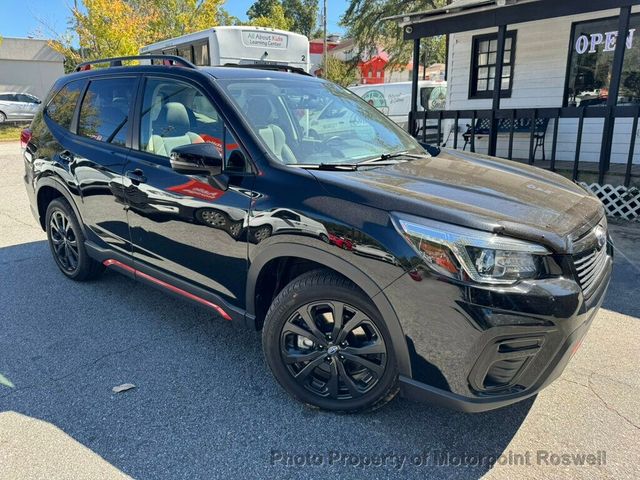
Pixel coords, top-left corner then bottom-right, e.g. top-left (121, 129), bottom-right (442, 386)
top-left (409, 38), bottom-right (421, 137)
top-left (488, 24), bottom-right (507, 157)
top-left (598, 5), bottom-right (632, 183)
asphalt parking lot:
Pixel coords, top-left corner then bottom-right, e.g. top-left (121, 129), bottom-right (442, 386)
top-left (1, 141), bottom-right (639, 479)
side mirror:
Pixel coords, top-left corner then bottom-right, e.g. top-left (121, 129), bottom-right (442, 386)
top-left (170, 143), bottom-right (222, 176)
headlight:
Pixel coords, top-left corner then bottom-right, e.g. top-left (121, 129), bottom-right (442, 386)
top-left (392, 214), bottom-right (550, 284)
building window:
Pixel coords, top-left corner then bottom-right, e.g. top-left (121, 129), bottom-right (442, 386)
top-left (565, 14), bottom-right (639, 107)
top-left (469, 31), bottom-right (516, 99)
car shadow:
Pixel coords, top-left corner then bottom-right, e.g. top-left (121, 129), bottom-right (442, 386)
top-left (1, 240), bottom-right (531, 479)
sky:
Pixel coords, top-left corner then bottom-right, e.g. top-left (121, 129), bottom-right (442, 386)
top-left (0, 0), bottom-right (349, 41)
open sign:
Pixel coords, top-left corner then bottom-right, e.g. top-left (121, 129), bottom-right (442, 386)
top-left (575, 28), bottom-right (636, 54)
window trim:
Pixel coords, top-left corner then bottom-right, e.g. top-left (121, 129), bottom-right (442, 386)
top-left (468, 30), bottom-right (517, 100)
top-left (562, 12), bottom-right (640, 108)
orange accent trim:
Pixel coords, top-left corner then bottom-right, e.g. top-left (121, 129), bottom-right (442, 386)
top-left (103, 259), bottom-right (232, 320)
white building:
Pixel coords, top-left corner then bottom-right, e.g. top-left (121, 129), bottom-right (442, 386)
top-left (0, 37), bottom-right (65, 100)
top-left (389, 0), bottom-right (640, 196)
top-left (444, 4), bottom-right (640, 167)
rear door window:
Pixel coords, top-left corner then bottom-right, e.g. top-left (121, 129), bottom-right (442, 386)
top-left (18, 94), bottom-right (39, 104)
top-left (78, 77), bottom-right (136, 147)
top-left (46, 80), bottom-right (85, 130)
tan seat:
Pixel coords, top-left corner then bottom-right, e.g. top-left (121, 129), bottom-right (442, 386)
top-left (246, 97), bottom-right (296, 164)
top-left (147, 102), bottom-right (202, 157)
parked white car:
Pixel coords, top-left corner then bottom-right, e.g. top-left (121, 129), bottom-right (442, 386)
top-left (0, 93), bottom-right (41, 123)
top-left (247, 208), bottom-right (329, 243)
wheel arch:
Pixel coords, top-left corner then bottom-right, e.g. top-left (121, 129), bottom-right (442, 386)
top-left (247, 242), bottom-right (412, 377)
top-left (36, 177), bottom-right (87, 237)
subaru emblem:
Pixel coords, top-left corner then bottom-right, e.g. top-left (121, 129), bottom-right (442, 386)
top-left (594, 226), bottom-right (606, 250)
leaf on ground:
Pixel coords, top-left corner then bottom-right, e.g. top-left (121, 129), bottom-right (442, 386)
top-left (112, 383), bottom-right (136, 393)
top-left (0, 373), bottom-right (15, 388)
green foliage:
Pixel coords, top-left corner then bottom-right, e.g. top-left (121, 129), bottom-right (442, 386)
top-left (247, 0), bottom-right (318, 36)
top-left (320, 56), bottom-right (359, 87)
top-left (48, 0), bottom-right (233, 70)
top-left (247, 1), bottom-right (293, 30)
top-left (342, 0), bottom-right (448, 68)
top-left (282, 0), bottom-right (319, 37)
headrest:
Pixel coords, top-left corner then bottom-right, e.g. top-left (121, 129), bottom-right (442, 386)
top-left (246, 97), bottom-right (273, 127)
top-left (156, 102), bottom-right (190, 136)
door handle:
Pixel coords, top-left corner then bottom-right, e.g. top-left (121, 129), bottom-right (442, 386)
top-left (125, 169), bottom-right (147, 185)
top-left (59, 150), bottom-right (74, 163)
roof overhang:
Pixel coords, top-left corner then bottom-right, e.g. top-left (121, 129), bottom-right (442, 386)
top-left (386, 0), bottom-right (638, 39)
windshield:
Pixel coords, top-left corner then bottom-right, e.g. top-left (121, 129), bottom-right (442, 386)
top-left (216, 78), bottom-right (425, 165)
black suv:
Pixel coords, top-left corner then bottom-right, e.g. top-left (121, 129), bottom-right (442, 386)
top-left (23, 56), bottom-right (612, 413)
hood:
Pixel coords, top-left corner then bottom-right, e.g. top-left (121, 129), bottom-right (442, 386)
top-left (310, 149), bottom-right (604, 253)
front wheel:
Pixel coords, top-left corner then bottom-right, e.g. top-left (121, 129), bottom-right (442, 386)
top-left (262, 270), bottom-right (398, 412)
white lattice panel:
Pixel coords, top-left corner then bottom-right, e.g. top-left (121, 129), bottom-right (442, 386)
top-left (579, 183), bottom-right (640, 221)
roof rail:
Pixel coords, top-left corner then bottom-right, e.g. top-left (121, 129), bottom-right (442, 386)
top-left (221, 63), bottom-right (312, 76)
top-left (74, 55), bottom-right (196, 72)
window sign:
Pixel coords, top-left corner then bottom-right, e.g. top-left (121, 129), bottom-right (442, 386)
top-left (566, 15), bottom-right (640, 106)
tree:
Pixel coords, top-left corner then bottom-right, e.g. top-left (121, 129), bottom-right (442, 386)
top-left (128, 0), bottom-right (226, 38)
top-left (247, 0), bottom-right (281, 20)
top-left (319, 56), bottom-right (358, 87)
top-left (246, 1), bottom-right (293, 31)
top-left (342, 0), bottom-right (448, 69)
top-left (47, 0), bottom-right (231, 70)
top-left (282, 0), bottom-right (318, 38)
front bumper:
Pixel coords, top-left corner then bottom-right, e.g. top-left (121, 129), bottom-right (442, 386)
top-left (385, 253), bottom-right (612, 413)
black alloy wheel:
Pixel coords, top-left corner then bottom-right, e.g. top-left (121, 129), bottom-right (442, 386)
top-left (263, 270), bottom-right (398, 412)
top-left (49, 209), bottom-right (79, 273)
top-left (280, 300), bottom-right (387, 400)
top-left (45, 198), bottom-right (104, 281)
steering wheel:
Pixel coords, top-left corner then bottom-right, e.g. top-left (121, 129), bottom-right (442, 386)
top-left (324, 135), bottom-right (346, 147)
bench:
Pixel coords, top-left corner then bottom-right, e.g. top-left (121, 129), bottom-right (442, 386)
top-left (463, 117), bottom-right (550, 160)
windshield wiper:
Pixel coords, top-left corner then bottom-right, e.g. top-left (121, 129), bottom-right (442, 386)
top-left (294, 161), bottom-right (405, 171)
top-left (359, 151), bottom-right (427, 165)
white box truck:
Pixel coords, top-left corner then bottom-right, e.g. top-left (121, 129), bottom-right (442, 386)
top-left (349, 80), bottom-right (447, 142)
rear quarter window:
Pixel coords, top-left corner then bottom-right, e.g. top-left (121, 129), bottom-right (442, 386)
top-left (46, 80), bottom-right (85, 130)
top-left (78, 77), bottom-right (136, 147)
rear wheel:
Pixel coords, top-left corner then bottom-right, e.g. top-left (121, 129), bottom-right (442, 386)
top-left (45, 198), bottom-right (104, 281)
top-left (262, 270), bottom-right (398, 412)
top-left (0, 112), bottom-right (6, 123)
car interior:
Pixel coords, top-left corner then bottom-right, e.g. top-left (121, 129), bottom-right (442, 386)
top-left (143, 81), bottom-right (230, 157)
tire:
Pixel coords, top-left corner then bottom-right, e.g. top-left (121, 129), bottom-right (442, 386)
top-left (45, 198), bottom-right (104, 281)
top-left (0, 112), bottom-right (6, 123)
top-left (196, 209), bottom-right (228, 229)
top-left (262, 269), bottom-right (399, 412)
top-left (249, 225), bottom-right (272, 244)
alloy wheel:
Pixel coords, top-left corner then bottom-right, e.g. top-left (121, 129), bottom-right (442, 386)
top-left (49, 210), bottom-right (79, 273)
top-left (279, 301), bottom-right (387, 400)
top-left (200, 210), bottom-right (227, 228)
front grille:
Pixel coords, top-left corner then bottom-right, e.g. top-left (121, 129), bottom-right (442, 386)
top-left (573, 243), bottom-right (608, 298)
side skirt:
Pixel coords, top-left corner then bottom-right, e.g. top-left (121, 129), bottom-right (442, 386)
top-left (85, 242), bottom-right (248, 324)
